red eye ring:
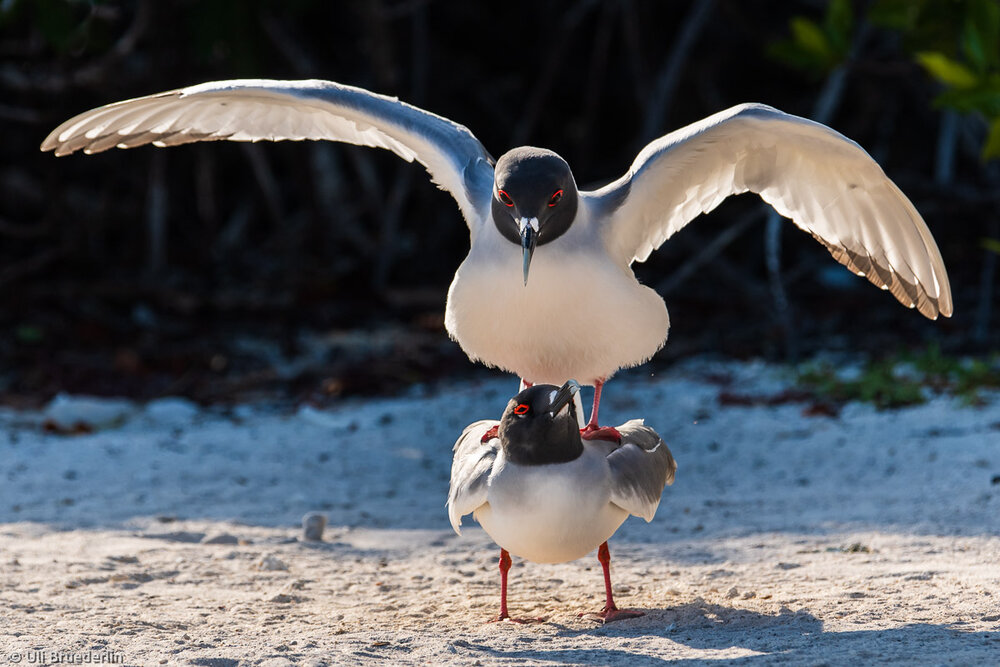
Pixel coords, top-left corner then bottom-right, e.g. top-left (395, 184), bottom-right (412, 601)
top-left (497, 189), bottom-right (514, 207)
top-left (548, 189), bottom-right (564, 207)
top-left (513, 403), bottom-right (530, 415)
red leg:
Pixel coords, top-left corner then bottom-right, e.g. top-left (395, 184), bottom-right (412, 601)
top-left (587, 542), bottom-right (643, 622)
top-left (495, 548), bottom-right (513, 621)
top-left (488, 549), bottom-right (544, 624)
top-left (580, 379), bottom-right (621, 443)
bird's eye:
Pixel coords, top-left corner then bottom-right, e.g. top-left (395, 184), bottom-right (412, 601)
top-left (513, 403), bottom-right (530, 415)
top-left (548, 189), bottom-right (564, 207)
top-left (497, 189), bottom-right (514, 207)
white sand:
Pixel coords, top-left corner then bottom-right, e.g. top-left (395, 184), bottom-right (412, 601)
top-left (1, 360), bottom-right (998, 665)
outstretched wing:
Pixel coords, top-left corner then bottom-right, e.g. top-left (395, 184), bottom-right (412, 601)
top-left (607, 419), bottom-right (677, 522)
top-left (590, 103), bottom-right (951, 320)
top-left (447, 419), bottom-right (500, 534)
top-left (41, 79), bottom-right (495, 228)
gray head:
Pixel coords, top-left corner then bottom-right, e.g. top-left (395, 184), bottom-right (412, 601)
top-left (498, 380), bottom-right (582, 465)
top-left (491, 147), bottom-right (579, 284)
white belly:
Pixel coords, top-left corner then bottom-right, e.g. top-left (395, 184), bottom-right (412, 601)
top-left (474, 448), bottom-right (628, 563)
top-left (444, 232), bottom-right (670, 386)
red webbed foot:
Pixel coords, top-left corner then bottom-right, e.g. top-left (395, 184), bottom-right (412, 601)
top-left (579, 604), bottom-right (645, 623)
top-left (596, 604), bottom-right (645, 623)
top-left (580, 424), bottom-right (621, 443)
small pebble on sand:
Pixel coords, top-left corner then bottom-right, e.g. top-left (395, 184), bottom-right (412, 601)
top-left (302, 512), bottom-right (327, 541)
top-left (256, 554), bottom-right (289, 571)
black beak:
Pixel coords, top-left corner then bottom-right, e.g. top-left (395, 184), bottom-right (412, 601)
top-left (548, 379), bottom-right (580, 416)
top-left (520, 224), bottom-right (536, 286)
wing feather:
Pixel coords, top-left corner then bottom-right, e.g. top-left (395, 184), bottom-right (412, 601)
top-left (447, 420), bottom-right (500, 534)
top-left (606, 420), bottom-right (677, 522)
top-left (592, 104), bottom-right (951, 319)
top-left (42, 79), bottom-right (495, 228)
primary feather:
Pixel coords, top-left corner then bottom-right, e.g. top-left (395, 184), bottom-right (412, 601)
top-left (593, 103), bottom-right (951, 320)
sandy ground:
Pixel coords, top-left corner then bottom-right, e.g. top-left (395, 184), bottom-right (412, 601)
top-left (1, 359), bottom-right (999, 665)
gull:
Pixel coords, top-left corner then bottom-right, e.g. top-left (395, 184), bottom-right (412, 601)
top-left (41, 79), bottom-right (953, 436)
top-left (447, 380), bottom-right (676, 622)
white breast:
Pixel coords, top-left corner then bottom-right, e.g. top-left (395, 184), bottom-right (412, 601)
top-left (445, 207), bottom-right (670, 386)
top-left (473, 446), bottom-right (629, 563)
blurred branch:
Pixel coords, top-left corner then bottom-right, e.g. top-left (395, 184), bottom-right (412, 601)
top-left (261, 10), bottom-right (320, 76)
top-left (1, 0), bottom-right (151, 93)
top-left (638, 0), bottom-right (715, 143)
top-left (619, 0), bottom-right (650, 109)
top-left (310, 145), bottom-right (375, 257)
top-left (261, 8), bottom-right (374, 264)
top-left (375, 167), bottom-right (415, 290)
top-left (934, 110), bottom-right (960, 185)
top-left (764, 20), bottom-right (870, 360)
top-left (575, 1), bottom-right (616, 170)
top-left (0, 218), bottom-right (49, 239)
top-left (0, 247), bottom-right (65, 288)
top-left (974, 163), bottom-right (1000, 343)
top-left (360, 0), bottom-right (399, 90)
top-left (382, 0), bottom-right (434, 19)
top-left (215, 201), bottom-right (253, 259)
top-left (657, 209), bottom-right (764, 295)
top-left (145, 150), bottom-right (167, 275)
top-left (375, 3), bottom-right (429, 289)
top-left (512, 0), bottom-right (601, 146)
top-left (669, 226), bottom-right (770, 304)
top-left (240, 144), bottom-right (285, 229)
top-left (975, 219), bottom-right (997, 343)
top-left (0, 103), bottom-right (43, 123)
top-left (194, 149), bottom-right (218, 230)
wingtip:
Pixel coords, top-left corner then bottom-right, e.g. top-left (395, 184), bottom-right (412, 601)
top-left (446, 505), bottom-right (463, 536)
top-left (41, 136), bottom-right (76, 156)
top-left (925, 300), bottom-right (953, 321)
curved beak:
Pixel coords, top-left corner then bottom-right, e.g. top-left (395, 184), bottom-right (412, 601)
top-left (518, 217), bottom-right (539, 286)
top-left (548, 379), bottom-right (580, 416)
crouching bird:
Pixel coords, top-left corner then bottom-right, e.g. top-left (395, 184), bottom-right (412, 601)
top-left (447, 380), bottom-right (676, 622)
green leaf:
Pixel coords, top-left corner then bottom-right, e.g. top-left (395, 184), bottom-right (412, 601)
top-left (825, 0), bottom-right (854, 54)
top-left (981, 236), bottom-right (1000, 253)
top-left (962, 21), bottom-right (987, 73)
top-left (766, 40), bottom-right (828, 76)
top-left (32, 0), bottom-right (79, 52)
top-left (964, 0), bottom-right (1000, 71)
top-left (934, 83), bottom-right (1000, 115)
top-left (917, 51), bottom-right (979, 88)
top-left (984, 116), bottom-right (1000, 160)
top-left (15, 325), bottom-right (44, 344)
top-left (868, 0), bottom-right (921, 31)
top-left (791, 16), bottom-right (834, 64)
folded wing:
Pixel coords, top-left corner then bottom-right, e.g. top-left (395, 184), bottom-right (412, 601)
top-left (607, 419), bottom-right (677, 522)
top-left (41, 79), bottom-right (495, 228)
top-left (591, 104), bottom-right (951, 319)
top-left (447, 420), bottom-right (500, 534)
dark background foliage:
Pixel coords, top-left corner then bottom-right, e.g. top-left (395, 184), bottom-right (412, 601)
top-left (1, 0), bottom-right (997, 404)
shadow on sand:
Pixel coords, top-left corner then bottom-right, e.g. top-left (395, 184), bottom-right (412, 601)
top-left (461, 599), bottom-right (996, 665)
